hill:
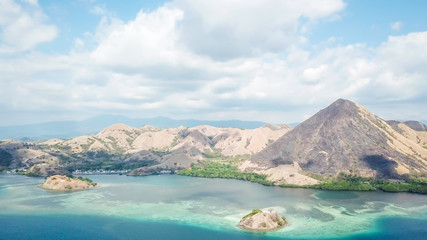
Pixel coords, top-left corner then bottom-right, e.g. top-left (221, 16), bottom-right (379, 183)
top-left (0, 124), bottom-right (290, 176)
top-left (1, 99), bottom-right (427, 191)
top-left (243, 99), bottom-right (427, 182)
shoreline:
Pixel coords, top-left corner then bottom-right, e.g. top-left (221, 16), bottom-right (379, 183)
top-left (4, 170), bottom-right (427, 194)
top-left (38, 184), bottom-right (99, 192)
top-left (40, 175), bottom-right (97, 192)
top-left (237, 222), bottom-right (288, 232)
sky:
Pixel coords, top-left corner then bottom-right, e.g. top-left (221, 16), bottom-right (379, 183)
top-left (0, 0), bottom-right (427, 126)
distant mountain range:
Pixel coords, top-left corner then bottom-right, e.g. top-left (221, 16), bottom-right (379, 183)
top-left (1, 99), bottom-right (426, 186)
top-left (0, 115), bottom-right (267, 140)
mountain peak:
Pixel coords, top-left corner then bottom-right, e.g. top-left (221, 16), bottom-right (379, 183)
top-left (333, 98), bottom-right (354, 104)
top-left (299, 99), bottom-right (360, 129)
top-left (140, 125), bottom-right (159, 131)
top-left (100, 123), bottom-right (137, 134)
top-left (250, 99), bottom-right (427, 178)
top-left (326, 98), bottom-right (357, 112)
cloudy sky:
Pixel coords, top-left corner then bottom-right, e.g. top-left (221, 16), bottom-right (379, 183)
top-left (1, 0), bottom-right (426, 126)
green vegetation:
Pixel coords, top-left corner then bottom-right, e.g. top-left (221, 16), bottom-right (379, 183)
top-left (311, 174), bottom-right (377, 191)
top-left (279, 183), bottom-right (310, 188)
top-left (178, 163), bottom-right (427, 194)
top-left (242, 209), bottom-right (262, 220)
top-left (203, 148), bottom-right (222, 159)
top-left (377, 179), bottom-right (427, 193)
top-left (280, 173), bottom-right (427, 194)
top-left (275, 216), bottom-right (286, 226)
top-left (65, 185), bottom-right (72, 190)
top-left (16, 167), bottom-right (42, 177)
top-left (17, 171), bottom-right (42, 177)
top-left (77, 176), bottom-right (97, 186)
top-left (177, 162), bottom-right (274, 186)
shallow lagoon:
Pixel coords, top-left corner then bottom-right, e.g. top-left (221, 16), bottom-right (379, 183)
top-left (1, 174), bottom-right (426, 239)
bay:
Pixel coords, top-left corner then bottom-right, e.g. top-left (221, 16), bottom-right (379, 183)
top-left (1, 174), bottom-right (426, 239)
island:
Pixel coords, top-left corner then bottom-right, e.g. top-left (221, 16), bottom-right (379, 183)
top-left (238, 209), bottom-right (287, 231)
top-left (41, 175), bottom-right (97, 191)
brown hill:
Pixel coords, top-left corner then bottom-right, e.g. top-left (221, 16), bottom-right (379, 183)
top-left (238, 209), bottom-right (286, 231)
top-left (246, 99), bottom-right (427, 179)
top-left (41, 175), bottom-right (96, 191)
top-left (0, 123), bottom-right (289, 176)
top-left (404, 121), bottom-right (427, 132)
top-left (2, 99), bottom-right (426, 182)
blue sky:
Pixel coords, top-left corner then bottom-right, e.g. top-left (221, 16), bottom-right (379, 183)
top-left (1, 0), bottom-right (427, 126)
top-left (38, 0), bottom-right (427, 54)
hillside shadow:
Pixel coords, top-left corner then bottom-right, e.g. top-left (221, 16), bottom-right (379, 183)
top-left (362, 155), bottom-right (398, 178)
top-left (271, 157), bottom-right (293, 167)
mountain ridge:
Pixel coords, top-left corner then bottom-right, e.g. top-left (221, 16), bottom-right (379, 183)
top-left (1, 99), bottom-right (427, 186)
top-left (0, 123), bottom-right (291, 176)
top-left (0, 115), bottom-right (268, 140)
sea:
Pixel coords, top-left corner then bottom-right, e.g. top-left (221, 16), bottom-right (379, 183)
top-left (1, 174), bottom-right (426, 240)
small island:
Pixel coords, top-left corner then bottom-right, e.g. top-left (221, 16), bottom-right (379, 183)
top-left (41, 175), bottom-right (97, 191)
top-left (238, 209), bottom-right (287, 231)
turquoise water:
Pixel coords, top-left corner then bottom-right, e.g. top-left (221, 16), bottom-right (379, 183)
top-left (1, 174), bottom-right (427, 239)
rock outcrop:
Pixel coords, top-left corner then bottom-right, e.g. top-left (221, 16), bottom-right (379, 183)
top-left (41, 175), bottom-right (97, 191)
top-left (238, 209), bottom-right (287, 231)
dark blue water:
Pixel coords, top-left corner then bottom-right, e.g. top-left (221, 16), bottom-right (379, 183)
top-left (0, 214), bottom-right (426, 240)
top-left (0, 214), bottom-right (285, 240)
top-left (347, 216), bottom-right (427, 240)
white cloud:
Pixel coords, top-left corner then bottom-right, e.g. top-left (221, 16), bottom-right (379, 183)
top-left (90, 7), bottom-right (185, 68)
top-left (0, 0), bottom-right (57, 53)
top-left (391, 21), bottom-right (403, 31)
top-left (169, 0), bottom-right (346, 60)
top-left (86, 0), bottom-right (346, 65)
top-left (90, 5), bottom-right (107, 16)
top-left (86, 0), bottom-right (346, 77)
top-left (302, 64), bottom-right (329, 84)
top-left (1, 1), bottom-right (427, 125)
